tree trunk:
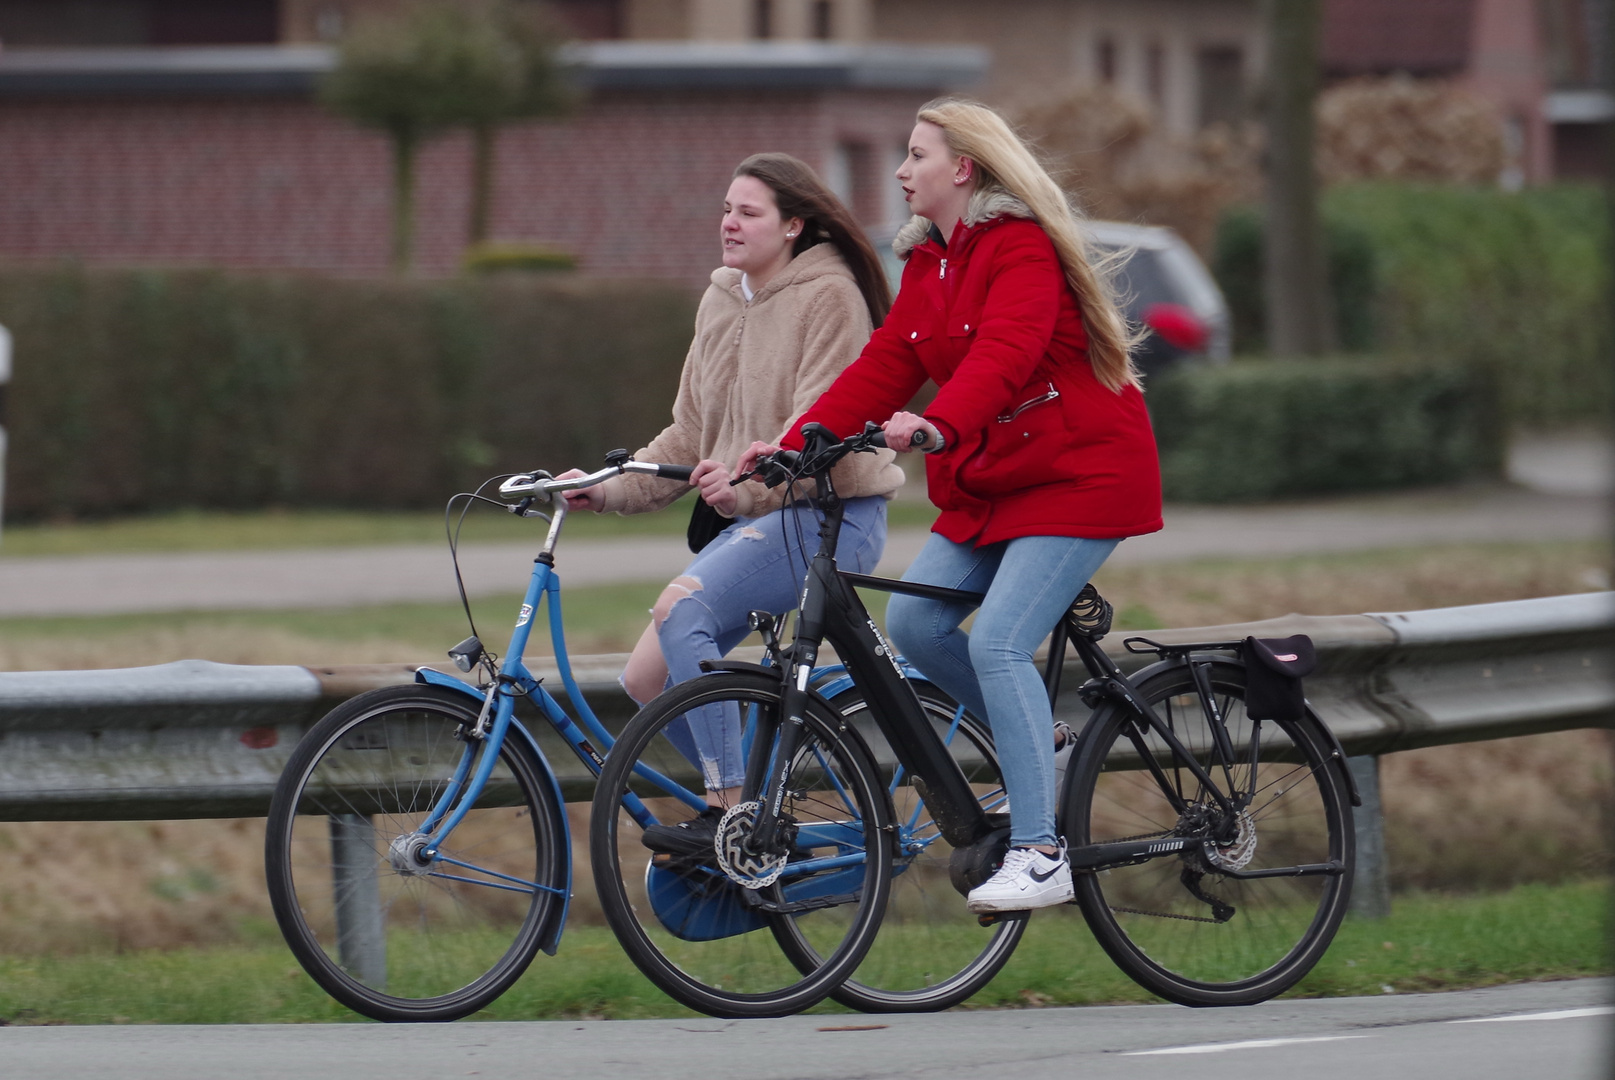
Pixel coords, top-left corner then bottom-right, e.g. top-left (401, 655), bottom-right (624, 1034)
top-left (468, 123), bottom-right (496, 249)
top-left (1261, 0), bottom-right (1334, 356)
top-left (391, 127), bottom-right (419, 274)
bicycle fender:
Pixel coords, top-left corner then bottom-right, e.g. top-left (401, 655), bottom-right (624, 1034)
top-left (413, 666), bottom-right (484, 702)
top-left (411, 667), bottom-right (574, 955)
top-left (1101, 656), bottom-right (1360, 808)
top-left (813, 662), bottom-right (929, 701)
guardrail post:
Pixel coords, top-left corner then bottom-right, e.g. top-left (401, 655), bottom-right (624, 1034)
top-left (0, 322), bottom-right (10, 546)
top-left (1346, 754), bottom-right (1391, 919)
top-left (330, 814), bottom-right (388, 987)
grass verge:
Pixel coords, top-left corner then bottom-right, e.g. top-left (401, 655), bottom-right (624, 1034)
top-left (0, 880), bottom-right (1603, 1024)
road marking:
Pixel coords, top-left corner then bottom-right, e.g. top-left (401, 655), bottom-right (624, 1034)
top-left (1122, 1035), bottom-right (1368, 1056)
top-left (1451, 1006), bottom-right (1615, 1024)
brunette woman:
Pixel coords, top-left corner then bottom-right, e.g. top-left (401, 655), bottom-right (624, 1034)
top-left (559, 153), bottom-right (903, 856)
top-left (742, 101), bottom-right (1162, 912)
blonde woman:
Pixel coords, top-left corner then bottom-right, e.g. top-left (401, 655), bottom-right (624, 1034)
top-left (745, 100), bottom-right (1162, 912)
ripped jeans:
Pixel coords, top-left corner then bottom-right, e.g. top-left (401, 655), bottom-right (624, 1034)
top-left (653, 496), bottom-right (887, 791)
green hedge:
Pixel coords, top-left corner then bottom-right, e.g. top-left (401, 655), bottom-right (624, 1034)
top-left (0, 264), bottom-right (695, 520)
top-left (1212, 184), bottom-right (1611, 426)
top-left (1149, 357), bottom-right (1500, 503)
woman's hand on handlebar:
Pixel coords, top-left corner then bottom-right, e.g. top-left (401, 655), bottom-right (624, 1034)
top-left (691, 459), bottom-right (738, 516)
top-left (554, 468), bottom-right (605, 512)
top-left (735, 441), bottom-right (781, 481)
top-left (881, 411), bottom-right (940, 454)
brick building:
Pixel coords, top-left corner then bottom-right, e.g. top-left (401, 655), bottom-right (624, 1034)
top-left (1322, 0), bottom-right (1610, 186)
top-left (0, 0), bottom-right (1602, 279)
top-left (0, 42), bottom-right (980, 280)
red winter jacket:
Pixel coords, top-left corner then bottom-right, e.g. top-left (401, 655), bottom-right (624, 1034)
top-left (792, 208), bottom-right (1163, 546)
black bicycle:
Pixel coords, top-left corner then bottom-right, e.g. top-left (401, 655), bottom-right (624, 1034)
top-left (590, 424), bottom-right (1357, 1015)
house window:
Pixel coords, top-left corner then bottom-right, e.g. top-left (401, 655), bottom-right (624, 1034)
top-left (1196, 45), bottom-right (1245, 127)
top-left (752, 0), bottom-right (772, 39)
top-left (1146, 40), bottom-right (1166, 107)
top-left (314, 4), bottom-right (345, 41)
top-left (886, 142), bottom-right (911, 225)
top-left (812, 0), bottom-right (833, 40)
top-left (1097, 36), bottom-right (1118, 83)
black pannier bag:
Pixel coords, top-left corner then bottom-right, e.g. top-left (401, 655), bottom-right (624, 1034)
top-left (1241, 634), bottom-right (1316, 721)
top-left (687, 497), bottom-right (727, 554)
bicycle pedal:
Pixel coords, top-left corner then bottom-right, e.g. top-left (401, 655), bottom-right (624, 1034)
top-left (976, 913), bottom-right (1002, 927)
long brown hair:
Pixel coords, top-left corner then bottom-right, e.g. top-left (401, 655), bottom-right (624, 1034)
top-left (733, 153), bottom-right (893, 328)
top-left (916, 99), bottom-right (1139, 391)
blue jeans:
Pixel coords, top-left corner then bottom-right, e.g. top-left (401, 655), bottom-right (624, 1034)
top-left (886, 533), bottom-right (1119, 848)
top-left (659, 496), bottom-right (887, 790)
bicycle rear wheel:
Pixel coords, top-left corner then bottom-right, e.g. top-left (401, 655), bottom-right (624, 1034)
top-left (1066, 660), bottom-right (1353, 1007)
top-left (821, 682), bottom-right (1028, 1012)
top-left (590, 670), bottom-right (893, 1018)
top-left (265, 684), bottom-right (566, 1022)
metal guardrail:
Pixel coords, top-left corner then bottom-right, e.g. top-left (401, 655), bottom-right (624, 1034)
top-left (0, 593), bottom-right (1608, 821)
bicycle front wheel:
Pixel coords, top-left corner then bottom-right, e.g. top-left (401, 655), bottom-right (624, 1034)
top-left (821, 682), bottom-right (1028, 1012)
top-left (590, 671), bottom-right (893, 1018)
top-left (265, 684), bottom-right (566, 1022)
top-left (1066, 660), bottom-right (1353, 1007)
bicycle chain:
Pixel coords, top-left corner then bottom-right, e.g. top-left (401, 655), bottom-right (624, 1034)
top-left (1085, 828), bottom-right (1237, 924)
top-left (1106, 904), bottom-right (1226, 924)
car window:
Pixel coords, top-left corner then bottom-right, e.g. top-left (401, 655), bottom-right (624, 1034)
top-left (1099, 244), bottom-right (1172, 323)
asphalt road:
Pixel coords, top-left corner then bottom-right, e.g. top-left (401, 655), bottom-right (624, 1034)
top-left (0, 481), bottom-right (1607, 618)
top-left (2, 978), bottom-right (1609, 1080)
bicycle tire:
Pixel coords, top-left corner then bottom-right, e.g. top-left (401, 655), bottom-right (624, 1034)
top-left (1065, 660), bottom-right (1354, 1007)
top-left (589, 670), bottom-right (893, 1018)
top-left (818, 682), bottom-right (1028, 1012)
top-left (265, 684), bottom-right (567, 1022)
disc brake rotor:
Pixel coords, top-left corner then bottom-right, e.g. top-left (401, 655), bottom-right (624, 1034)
top-left (714, 801), bottom-right (788, 890)
top-left (1202, 809), bottom-right (1257, 871)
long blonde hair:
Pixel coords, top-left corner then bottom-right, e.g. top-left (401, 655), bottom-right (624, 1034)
top-left (916, 98), bottom-right (1139, 392)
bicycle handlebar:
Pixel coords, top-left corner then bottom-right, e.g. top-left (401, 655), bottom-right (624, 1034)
top-left (497, 460), bottom-right (692, 502)
top-left (738, 422), bottom-right (913, 488)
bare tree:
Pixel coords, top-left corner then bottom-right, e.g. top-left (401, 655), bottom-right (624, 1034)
top-left (1261, 0), bottom-right (1335, 355)
top-left (457, 2), bottom-right (574, 248)
top-left (320, 1), bottom-right (573, 272)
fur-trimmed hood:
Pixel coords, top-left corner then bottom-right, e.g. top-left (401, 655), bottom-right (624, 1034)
top-left (891, 187), bottom-right (1034, 260)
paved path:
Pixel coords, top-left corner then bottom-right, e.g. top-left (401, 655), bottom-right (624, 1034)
top-left (0, 438), bottom-right (1606, 617)
top-left (0, 979), bottom-right (1609, 1080)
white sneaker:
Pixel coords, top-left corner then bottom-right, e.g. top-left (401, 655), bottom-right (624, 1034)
top-left (966, 843), bottom-right (1073, 913)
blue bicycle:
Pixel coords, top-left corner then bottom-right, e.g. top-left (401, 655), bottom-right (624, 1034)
top-left (262, 451), bottom-right (1001, 1020)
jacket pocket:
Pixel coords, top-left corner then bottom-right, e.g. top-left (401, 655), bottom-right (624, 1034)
top-left (958, 383), bottom-right (1068, 495)
top-left (946, 305), bottom-right (982, 339)
top-left (896, 323), bottom-right (933, 347)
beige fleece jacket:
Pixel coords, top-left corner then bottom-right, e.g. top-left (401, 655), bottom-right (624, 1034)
top-left (600, 242), bottom-right (905, 518)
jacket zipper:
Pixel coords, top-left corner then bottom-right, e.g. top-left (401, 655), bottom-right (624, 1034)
top-left (938, 257), bottom-right (947, 280)
top-left (996, 383), bottom-right (1060, 422)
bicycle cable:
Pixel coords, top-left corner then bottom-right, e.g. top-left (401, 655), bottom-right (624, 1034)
top-left (443, 475), bottom-right (528, 656)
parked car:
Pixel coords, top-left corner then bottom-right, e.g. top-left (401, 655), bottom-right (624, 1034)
top-left (871, 219), bottom-right (1230, 383)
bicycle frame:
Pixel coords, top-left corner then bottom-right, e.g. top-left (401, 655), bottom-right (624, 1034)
top-left (734, 433), bottom-right (1332, 885)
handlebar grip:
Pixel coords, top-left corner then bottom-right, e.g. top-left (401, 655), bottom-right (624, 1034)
top-left (656, 464), bottom-right (694, 482)
top-left (911, 429), bottom-right (929, 448)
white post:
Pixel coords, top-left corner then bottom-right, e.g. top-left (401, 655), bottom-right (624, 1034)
top-left (0, 323), bottom-right (10, 548)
